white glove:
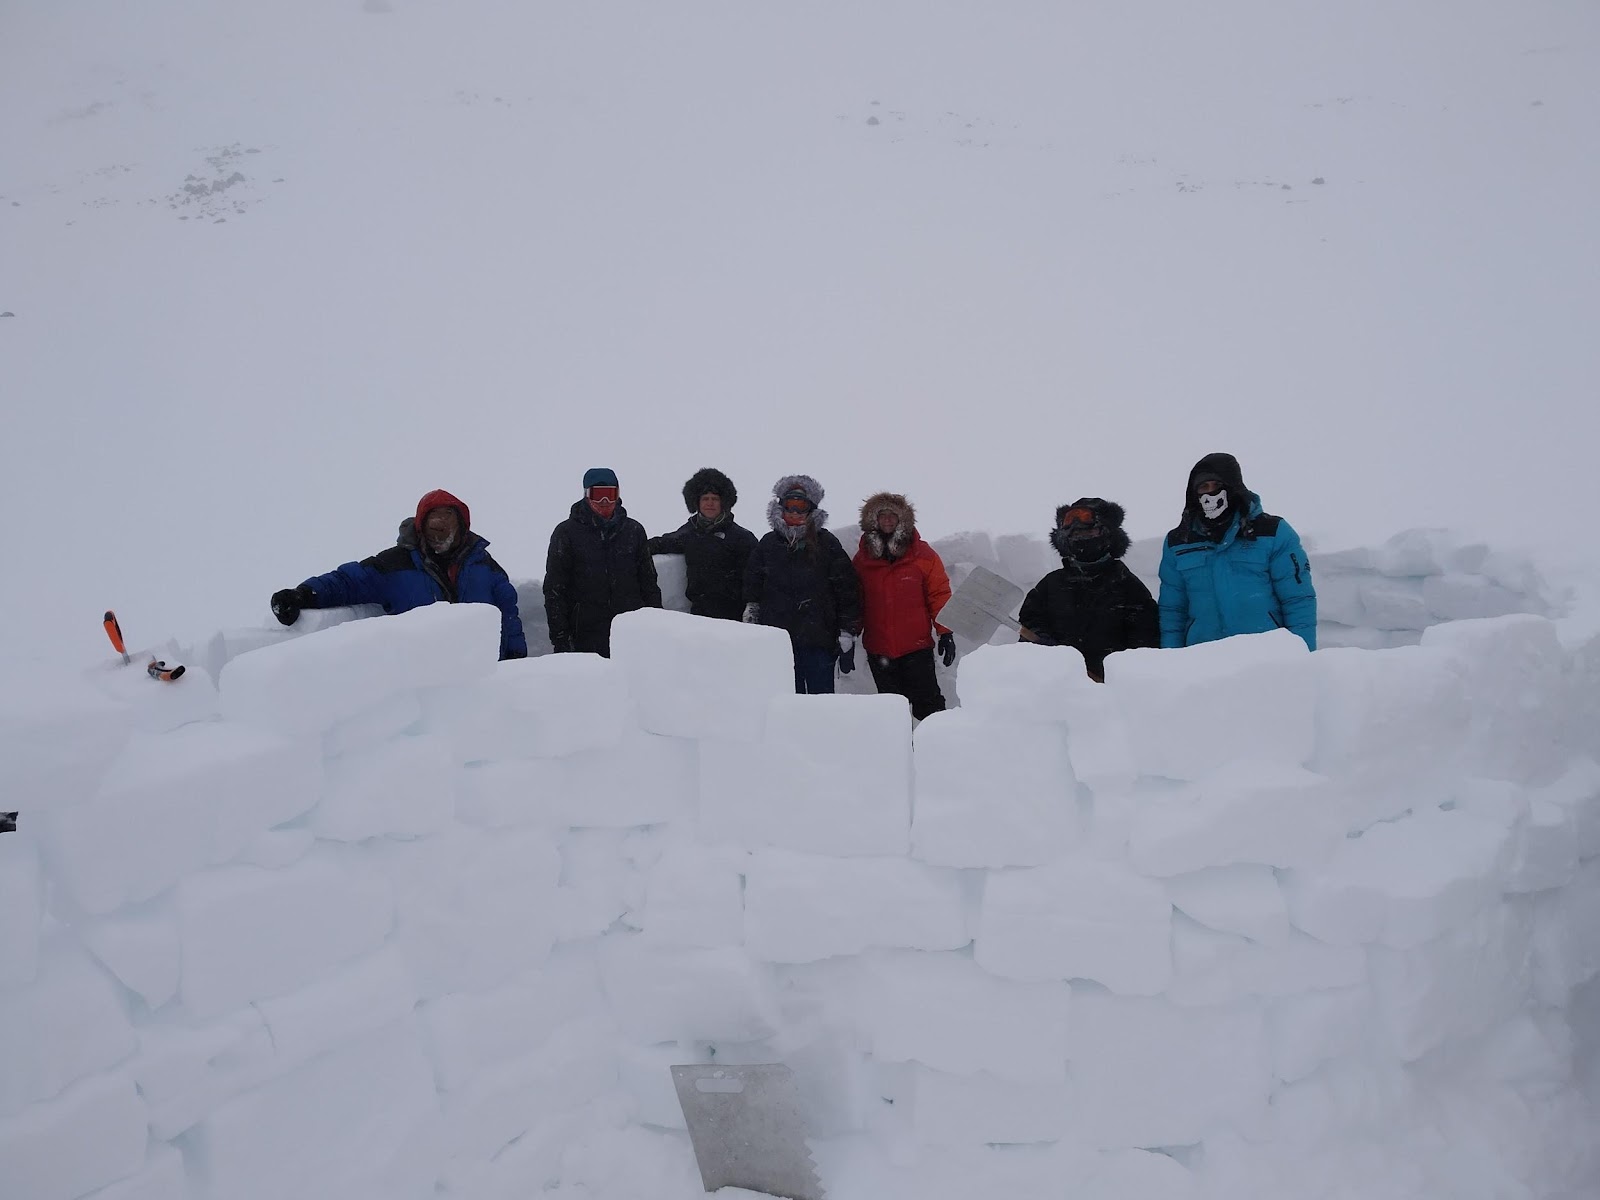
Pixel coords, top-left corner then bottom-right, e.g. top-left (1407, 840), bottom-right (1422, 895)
top-left (742, 603), bottom-right (761, 624)
top-left (838, 633), bottom-right (855, 654)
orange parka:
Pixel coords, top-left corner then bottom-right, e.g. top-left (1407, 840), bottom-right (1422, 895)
top-left (852, 493), bottom-right (953, 660)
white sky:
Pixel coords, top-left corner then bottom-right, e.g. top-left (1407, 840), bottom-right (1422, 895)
top-left (3, 0), bottom-right (1597, 663)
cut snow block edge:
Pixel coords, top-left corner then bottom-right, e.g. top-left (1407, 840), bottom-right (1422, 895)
top-left (610, 608), bottom-right (794, 743)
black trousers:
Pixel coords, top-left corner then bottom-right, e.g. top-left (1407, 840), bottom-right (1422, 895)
top-left (868, 647), bottom-right (947, 721)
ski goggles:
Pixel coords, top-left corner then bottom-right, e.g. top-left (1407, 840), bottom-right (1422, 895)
top-left (781, 499), bottom-right (813, 515)
top-left (1060, 507), bottom-right (1099, 528)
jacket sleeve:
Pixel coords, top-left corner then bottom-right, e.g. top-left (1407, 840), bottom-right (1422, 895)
top-left (1123, 571), bottom-right (1161, 650)
top-left (829, 539), bottom-right (863, 637)
top-left (1269, 522), bottom-right (1317, 650)
top-left (1017, 581), bottom-right (1046, 641)
top-left (743, 538), bottom-right (768, 605)
top-left (300, 557), bottom-right (387, 609)
top-left (924, 550), bottom-right (954, 635)
top-left (490, 566), bottom-right (527, 659)
top-left (542, 525), bottom-right (575, 645)
top-left (646, 524), bottom-right (687, 556)
top-left (1156, 539), bottom-right (1188, 648)
top-left (637, 529), bottom-right (663, 609)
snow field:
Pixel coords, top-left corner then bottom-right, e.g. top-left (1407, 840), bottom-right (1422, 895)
top-left (0, 536), bottom-right (1596, 1200)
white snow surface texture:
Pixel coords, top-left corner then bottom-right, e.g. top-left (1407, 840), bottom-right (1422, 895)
top-left (3, 532), bottom-right (1600, 1200)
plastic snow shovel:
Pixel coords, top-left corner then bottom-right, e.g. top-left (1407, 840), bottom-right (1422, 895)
top-left (935, 565), bottom-right (1026, 644)
top-left (671, 1064), bottom-right (824, 1200)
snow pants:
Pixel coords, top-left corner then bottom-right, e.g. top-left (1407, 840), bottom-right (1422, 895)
top-left (869, 647), bottom-right (947, 721)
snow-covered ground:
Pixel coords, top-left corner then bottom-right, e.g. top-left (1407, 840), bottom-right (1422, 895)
top-left (2, 0), bottom-right (1597, 662)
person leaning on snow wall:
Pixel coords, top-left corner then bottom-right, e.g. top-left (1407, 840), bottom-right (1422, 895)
top-left (543, 467), bottom-right (663, 657)
top-left (1018, 498), bottom-right (1158, 682)
top-left (646, 467), bottom-right (759, 621)
top-left (1157, 452), bottom-right (1317, 651)
top-left (852, 491), bottom-right (956, 719)
top-left (743, 474), bottom-right (862, 695)
top-left (269, 488), bottom-right (527, 660)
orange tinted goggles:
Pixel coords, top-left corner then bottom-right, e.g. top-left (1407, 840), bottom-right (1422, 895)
top-left (781, 499), bottom-right (812, 515)
top-left (1060, 507), bottom-right (1098, 528)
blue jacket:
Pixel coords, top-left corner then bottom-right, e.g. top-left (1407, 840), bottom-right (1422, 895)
top-left (301, 520), bottom-right (527, 660)
top-left (1157, 492), bottom-right (1316, 651)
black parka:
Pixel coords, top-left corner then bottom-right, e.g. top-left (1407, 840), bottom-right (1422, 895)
top-left (543, 500), bottom-right (662, 656)
top-left (648, 516), bottom-right (759, 621)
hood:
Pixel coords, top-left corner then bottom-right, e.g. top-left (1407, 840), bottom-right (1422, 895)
top-left (1049, 497), bottom-right (1131, 561)
top-left (416, 488), bottom-right (470, 534)
top-left (767, 473), bottom-right (828, 534)
top-left (858, 492), bottom-right (918, 559)
top-left (1181, 453), bottom-right (1265, 534)
top-left (682, 467), bottom-right (737, 513)
top-left (397, 516), bottom-right (485, 554)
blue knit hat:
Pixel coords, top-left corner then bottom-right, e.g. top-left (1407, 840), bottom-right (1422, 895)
top-left (582, 467), bottom-right (619, 489)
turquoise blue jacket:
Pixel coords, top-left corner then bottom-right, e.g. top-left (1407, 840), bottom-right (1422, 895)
top-left (1157, 492), bottom-right (1316, 650)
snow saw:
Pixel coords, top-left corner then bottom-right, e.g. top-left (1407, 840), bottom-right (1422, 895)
top-left (103, 610), bottom-right (186, 682)
top-left (671, 1063), bottom-right (824, 1200)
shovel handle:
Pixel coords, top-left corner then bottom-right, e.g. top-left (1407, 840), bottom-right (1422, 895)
top-left (103, 611), bottom-right (130, 663)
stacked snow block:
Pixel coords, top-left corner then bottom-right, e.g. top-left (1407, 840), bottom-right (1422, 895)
top-left (5, 570), bottom-right (1600, 1200)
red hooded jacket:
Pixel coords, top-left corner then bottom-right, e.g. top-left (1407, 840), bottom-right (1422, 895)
top-left (853, 495), bottom-right (952, 659)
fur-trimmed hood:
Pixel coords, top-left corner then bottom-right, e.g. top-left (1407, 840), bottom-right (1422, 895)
top-left (858, 492), bottom-right (918, 559)
top-left (682, 467), bottom-right (737, 513)
top-left (1049, 497), bottom-right (1131, 562)
top-left (767, 474), bottom-right (828, 534)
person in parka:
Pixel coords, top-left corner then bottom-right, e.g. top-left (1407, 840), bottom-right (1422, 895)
top-left (853, 492), bottom-right (955, 719)
top-left (1018, 498), bottom-right (1159, 681)
top-left (544, 467), bottom-right (663, 657)
top-left (1157, 452), bottom-right (1317, 650)
top-left (270, 488), bottom-right (527, 660)
top-left (743, 475), bottom-right (862, 695)
top-left (646, 468), bottom-right (759, 621)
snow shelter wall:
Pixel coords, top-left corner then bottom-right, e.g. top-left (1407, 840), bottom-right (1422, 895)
top-left (1, 552), bottom-right (1598, 1200)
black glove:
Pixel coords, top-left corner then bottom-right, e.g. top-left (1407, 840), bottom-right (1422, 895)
top-left (551, 636), bottom-right (575, 654)
top-left (937, 631), bottom-right (957, 667)
top-left (838, 634), bottom-right (856, 675)
top-left (270, 586), bottom-right (314, 627)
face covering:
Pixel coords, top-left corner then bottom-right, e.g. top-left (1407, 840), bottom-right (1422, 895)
top-left (1065, 531), bottom-right (1110, 562)
top-left (1199, 490), bottom-right (1230, 521)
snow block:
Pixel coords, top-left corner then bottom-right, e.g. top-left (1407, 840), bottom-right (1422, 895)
top-left (864, 950), bottom-right (1072, 1084)
top-left (321, 691), bottom-right (423, 759)
top-left (910, 709), bottom-right (1078, 868)
top-left (551, 827), bottom-right (648, 942)
top-left (420, 945), bottom-right (605, 1092)
top-left (1127, 761), bottom-right (1342, 877)
top-left (220, 603), bottom-right (499, 737)
top-left (1280, 806), bottom-right (1511, 949)
top-left (419, 652), bottom-right (628, 762)
top-left (611, 607), bottom-right (794, 743)
top-left (1064, 992), bottom-right (1272, 1148)
top-left (311, 733), bottom-right (456, 841)
top-left (1165, 865), bottom-right (1289, 945)
top-left (0, 938), bottom-right (137, 1118)
top-left (1105, 630), bottom-right (1315, 782)
top-left (1309, 645), bottom-right (1469, 784)
top-left (1266, 987), bottom-right (1375, 1084)
top-left (1167, 917), bottom-right (1366, 1006)
top-left (1531, 858), bottom-right (1600, 1005)
top-left (975, 859), bottom-right (1172, 993)
top-left (744, 849), bottom-right (970, 962)
top-left (0, 1070), bottom-right (148, 1200)
top-left (0, 674), bottom-right (133, 814)
top-left (699, 693), bottom-right (912, 856)
top-left (135, 1009), bottom-right (273, 1141)
top-left (82, 1143), bottom-right (189, 1200)
top-left (1421, 614), bottom-right (1566, 782)
top-left (0, 831), bottom-right (43, 988)
top-left (636, 841), bottom-right (747, 948)
top-left (1367, 899), bottom-right (1534, 1061)
top-left (956, 642), bottom-right (1097, 723)
top-left (439, 1016), bottom-right (618, 1162)
top-left (237, 826), bottom-right (313, 870)
top-left (254, 943), bottom-right (417, 1068)
top-left (370, 827), bottom-right (560, 999)
top-left (597, 936), bottom-right (782, 1044)
top-left (617, 1041), bottom-right (689, 1129)
top-left (907, 1064), bottom-right (1070, 1146)
top-left (176, 849), bottom-right (395, 1019)
top-left (38, 721), bottom-right (322, 915)
top-left (186, 1017), bottom-right (441, 1200)
top-left (81, 902), bottom-right (182, 1008)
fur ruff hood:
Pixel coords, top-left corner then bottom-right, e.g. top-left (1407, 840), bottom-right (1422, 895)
top-left (858, 492), bottom-right (918, 559)
top-left (767, 474), bottom-right (828, 534)
top-left (682, 467), bottom-right (738, 513)
top-left (1049, 497), bottom-right (1131, 561)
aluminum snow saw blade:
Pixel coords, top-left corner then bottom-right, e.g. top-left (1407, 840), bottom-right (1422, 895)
top-left (936, 565), bottom-right (1026, 644)
top-left (671, 1063), bottom-right (825, 1200)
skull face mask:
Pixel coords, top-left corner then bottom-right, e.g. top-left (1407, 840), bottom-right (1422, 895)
top-left (1199, 490), bottom-right (1230, 521)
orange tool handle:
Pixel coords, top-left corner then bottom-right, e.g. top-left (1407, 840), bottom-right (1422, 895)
top-left (103, 611), bottom-right (130, 663)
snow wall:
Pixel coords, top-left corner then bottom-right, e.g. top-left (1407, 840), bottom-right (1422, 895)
top-left (3, 530), bottom-right (1600, 1200)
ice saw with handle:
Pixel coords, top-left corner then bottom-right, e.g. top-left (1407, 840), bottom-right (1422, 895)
top-left (671, 1063), bottom-right (824, 1200)
top-left (103, 610), bottom-right (186, 682)
top-left (934, 565), bottom-right (1027, 645)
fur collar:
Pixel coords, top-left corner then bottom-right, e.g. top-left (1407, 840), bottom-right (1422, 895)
top-left (766, 474), bottom-right (828, 535)
top-left (1050, 497), bottom-right (1131, 561)
top-left (858, 492), bottom-right (917, 558)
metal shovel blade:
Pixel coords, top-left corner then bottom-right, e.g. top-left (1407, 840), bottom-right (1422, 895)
top-left (936, 565), bottom-right (1025, 644)
top-left (671, 1063), bottom-right (825, 1200)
